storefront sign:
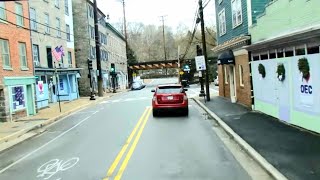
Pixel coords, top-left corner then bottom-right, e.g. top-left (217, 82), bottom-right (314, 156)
top-left (38, 81), bottom-right (44, 97)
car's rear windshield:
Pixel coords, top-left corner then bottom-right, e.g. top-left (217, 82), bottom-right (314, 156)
top-left (157, 86), bottom-right (182, 94)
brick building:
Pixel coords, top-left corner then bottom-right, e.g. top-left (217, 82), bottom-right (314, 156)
top-left (213, 0), bottom-right (270, 107)
top-left (0, 1), bottom-right (36, 121)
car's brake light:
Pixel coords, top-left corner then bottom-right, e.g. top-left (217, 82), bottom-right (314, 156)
top-left (184, 95), bottom-right (188, 100)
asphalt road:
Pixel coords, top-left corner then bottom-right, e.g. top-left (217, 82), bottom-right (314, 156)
top-left (0, 78), bottom-right (251, 180)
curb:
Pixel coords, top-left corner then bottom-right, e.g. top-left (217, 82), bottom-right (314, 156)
top-left (192, 98), bottom-right (288, 180)
top-left (0, 90), bottom-right (127, 147)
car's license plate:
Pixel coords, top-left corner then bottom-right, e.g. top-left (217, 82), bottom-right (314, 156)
top-left (167, 96), bottom-right (173, 100)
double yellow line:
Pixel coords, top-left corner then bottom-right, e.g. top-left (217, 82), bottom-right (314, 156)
top-left (104, 107), bottom-right (152, 180)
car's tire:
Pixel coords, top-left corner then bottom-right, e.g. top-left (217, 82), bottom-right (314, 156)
top-left (153, 109), bottom-right (158, 117)
top-left (183, 108), bottom-right (189, 116)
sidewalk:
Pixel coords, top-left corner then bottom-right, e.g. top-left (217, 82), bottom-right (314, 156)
top-left (196, 96), bottom-right (320, 180)
top-left (0, 89), bottom-right (127, 152)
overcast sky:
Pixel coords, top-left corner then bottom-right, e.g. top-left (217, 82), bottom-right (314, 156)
top-left (97, 0), bottom-right (216, 31)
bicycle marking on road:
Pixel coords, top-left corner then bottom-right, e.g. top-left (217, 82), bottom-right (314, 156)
top-left (0, 116), bottom-right (92, 174)
top-left (37, 157), bottom-right (79, 180)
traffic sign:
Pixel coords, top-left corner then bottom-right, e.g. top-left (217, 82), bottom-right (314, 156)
top-left (183, 64), bottom-right (190, 71)
top-left (195, 56), bottom-right (206, 71)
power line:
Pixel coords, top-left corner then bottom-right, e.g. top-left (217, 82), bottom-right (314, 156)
top-left (0, 6), bottom-right (75, 37)
top-left (180, 2), bottom-right (199, 60)
top-left (203, 0), bottom-right (212, 9)
top-left (0, 17), bottom-right (74, 42)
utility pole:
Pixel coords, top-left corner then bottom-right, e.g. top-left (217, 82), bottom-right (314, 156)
top-left (199, 0), bottom-right (210, 101)
top-left (160, 15), bottom-right (167, 75)
top-left (121, 0), bottom-right (130, 88)
top-left (121, 0), bottom-right (128, 54)
top-left (93, 0), bottom-right (103, 97)
top-left (177, 46), bottom-right (180, 83)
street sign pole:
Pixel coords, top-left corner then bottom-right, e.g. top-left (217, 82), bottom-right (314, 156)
top-left (54, 61), bottom-right (62, 112)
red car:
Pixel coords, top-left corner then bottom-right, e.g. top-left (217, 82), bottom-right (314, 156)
top-left (151, 84), bottom-right (189, 116)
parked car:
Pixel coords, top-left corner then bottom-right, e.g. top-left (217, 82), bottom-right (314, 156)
top-left (181, 79), bottom-right (189, 88)
top-left (151, 84), bottom-right (188, 116)
top-left (214, 77), bottom-right (219, 86)
top-left (131, 81), bottom-right (145, 90)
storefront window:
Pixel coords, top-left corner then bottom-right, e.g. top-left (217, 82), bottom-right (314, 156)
top-left (307, 43), bottom-right (320, 54)
top-left (239, 65), bottom-right (244, 86)
top-left (12, 86), bottom-right (25, 110)
top-left (269, 50), bottom-right (276, 59)
top-left (224, 66), bottom-right (229, 84)
top-left (277, 49), bottom-right (284, 58)
top-left (295, 45), bottom-right (306, 56)
top-left (285, 47), bottom-right (294, 57)
top-left (59, 78), bottom-right (64, 91)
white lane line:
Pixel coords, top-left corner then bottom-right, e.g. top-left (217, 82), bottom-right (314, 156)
top-left (0, 115), bottom-right (92, 174)
top-left (92, 110), bottom-right (99, 115)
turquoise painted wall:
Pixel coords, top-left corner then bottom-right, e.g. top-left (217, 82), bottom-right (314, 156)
top-left (4, 77), bottom-right (36, 116)
top-left (251, 0), bottom-right (269, 24)
top-left (215, 0), bottom-right (249, 44)
top-left (36, 84), bottom-right (49, 109)
top-left (56, 74), bottom-right (79, 101)
top-left (251, 53), bottom-right (320, 133)
top-left (250, 0), bottom-right (320, 43)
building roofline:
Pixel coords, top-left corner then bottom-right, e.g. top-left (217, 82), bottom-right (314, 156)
top-left (86, 0), bottom-right (106, 18)
top-left (105, 22), bottom-right (126, 41)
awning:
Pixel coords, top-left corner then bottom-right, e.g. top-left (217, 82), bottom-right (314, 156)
top-left (217, 50), bottom-right (235, 65)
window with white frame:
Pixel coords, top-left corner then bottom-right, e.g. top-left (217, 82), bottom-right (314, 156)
top-left (65, 0), bottom-right (69, 15)
top-left (90, 46), bottom-right (96, 58)
top-left (0, 2), bottom-right (6, 21)
top-left (91, 26), bottom-right (95, 39)
top-left (224, 65), bottom-right (228, 84)
top-left (231, 0), bottom-right (242, 28)
top-left (66, 24), bottom-right (70, 41)
top-left (68, 51), bottom-right (72, 67)
top-left (44, 13), bottom-right (50, 34)
top-left (32, 44), bottom-right (40, 66)
top-left (15, 3), bottom-right (24, 26)
top-left (56, 18), bottom-right (61, 37)
top-left (218, 9), bottom-right (226, 36)
top-left (12, 86), bottom-right (25, 111)
top-left (239, 65), bottom-right (244, 86)
top-left (30, 8), bottom-right (37, 31)
top-left (19, 42), bottom-right (28, 68)
top-left (0, 39), bottom-right (11, 68)
top-left (87, 5), bottom-right (94, 19)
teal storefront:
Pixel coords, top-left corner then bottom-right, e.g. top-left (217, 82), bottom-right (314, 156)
top-left (4, 76), bottom-right (36, 120)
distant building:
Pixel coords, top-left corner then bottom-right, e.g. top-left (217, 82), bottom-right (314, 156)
top-left (73, 0), bottom-right (127, 96)
top-left (0, 1), bottom-right (36, 121)
top-left (246, 0), bottom-right (320, 133)
top-left (213, 0), bottom-right (270, 107)
top-left (29, 0), bottom-right (81, 109)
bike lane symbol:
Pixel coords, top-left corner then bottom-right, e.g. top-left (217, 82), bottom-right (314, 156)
top-left (37, 157), bottom-right (79, 180)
